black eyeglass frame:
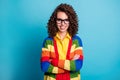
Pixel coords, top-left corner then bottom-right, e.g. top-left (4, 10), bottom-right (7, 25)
top-left (56, 18), bottom-right (69, 24)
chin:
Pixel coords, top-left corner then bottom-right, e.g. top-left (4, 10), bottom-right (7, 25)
top-left (60, 31), bottom-right (67, 33)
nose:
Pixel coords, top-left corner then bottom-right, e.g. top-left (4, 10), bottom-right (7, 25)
top-left (61, 21), bottom-right (65, 25)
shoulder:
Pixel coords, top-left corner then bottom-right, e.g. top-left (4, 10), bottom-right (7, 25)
top-left (72, 35), bottom-right (83, 46)
top-left (72, 35), bottom-right (82, 41)
top-left (44, 36), bottom-right (53, 41)
top-left (42, 36), bottom-right (53, 45)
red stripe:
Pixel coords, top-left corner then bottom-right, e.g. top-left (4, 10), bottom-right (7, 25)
top-left (56, 72), bottom-right (70, 80)
top-left (41, 57), bottom-right (49, 62)
top-left (66, 39), bottom-right (72, 59)
top-left (54, 39), bottom-right (59, 59)
top-left (79, 55), bottom-right (83, 60)
top-left (51, 59), bottom-right (58, 66)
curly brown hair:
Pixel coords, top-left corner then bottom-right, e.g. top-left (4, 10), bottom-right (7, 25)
top-left (47, 3), bottom-right (79, 38)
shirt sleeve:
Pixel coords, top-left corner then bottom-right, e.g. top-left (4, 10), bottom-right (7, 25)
top-left (40, 38), bottom-right (68, 74)
top-left (51, 36), bottom-right (83, 72)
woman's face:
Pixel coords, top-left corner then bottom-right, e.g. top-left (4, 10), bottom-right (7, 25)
top-left (56, 11), bottom-right (69, 33)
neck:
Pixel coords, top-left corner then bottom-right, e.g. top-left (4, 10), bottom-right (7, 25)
top-left (58, 31), bottom-right (67, 40)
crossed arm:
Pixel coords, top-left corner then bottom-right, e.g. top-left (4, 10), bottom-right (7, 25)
top-left (50, 49), bottom-right (83, 72)
top-left (41, 37), bottom-right (83, 74)
top-left (41, 48), bottom-right (83, 74)
top-left (41, 49), bottom-right (67, 74)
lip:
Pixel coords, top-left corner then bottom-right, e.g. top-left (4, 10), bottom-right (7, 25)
top-left (60, 26), bottom-right (66, 29)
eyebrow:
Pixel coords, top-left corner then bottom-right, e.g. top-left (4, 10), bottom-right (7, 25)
top-left (56, 18), bottom-right (69, 20)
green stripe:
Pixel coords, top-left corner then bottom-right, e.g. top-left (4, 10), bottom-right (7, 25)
top-left (47, 64), bottom-right (54, 73)
top-left (70, 60), bottom-right (76, 71)
top-left (49, 74), bottom-right (55, 78)
top-left (44, 73), bottom-right (56, 78)
top-left (72, 39), bottom-right (79, 48)
top-left (70, 71), bottom-right (79, 78)
top-left (44, 40), bottom-right (53, 48)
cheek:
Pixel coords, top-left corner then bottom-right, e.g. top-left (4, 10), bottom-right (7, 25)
top-left (56, 24), bottom-right (61, 28)
top-left (66, 24), bottom-right (69, 28)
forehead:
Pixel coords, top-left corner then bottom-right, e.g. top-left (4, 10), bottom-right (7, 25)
top-left (57, 11), bottom-right (68, 19)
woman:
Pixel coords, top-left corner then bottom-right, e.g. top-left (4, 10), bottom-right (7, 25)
top-left (41, 3), bottom-right (83, 80)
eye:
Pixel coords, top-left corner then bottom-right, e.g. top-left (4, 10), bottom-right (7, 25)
top-left (64, 19), bottom-right (69, 21)
top-left (56, 18), bottom-right (69, 24)
top-left (56, 19), bottom-right (62, 21)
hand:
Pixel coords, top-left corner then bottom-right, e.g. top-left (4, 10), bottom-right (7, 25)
top-left (72, 54), bottom-right (80, 60)
top-left (49, 59), bottom-right (52, 62)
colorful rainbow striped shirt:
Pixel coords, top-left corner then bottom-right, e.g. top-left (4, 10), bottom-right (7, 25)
top-left (41, 34), bottom-right (83, 80)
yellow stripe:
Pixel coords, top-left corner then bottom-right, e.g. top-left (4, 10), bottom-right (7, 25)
top-left (52, 67), bottom-right (58, 74)
top-left (70, 44), bottom-right (76, 53)
top-left (70, 74), bottom-right (80, 80)
top-left (44, 75), bottom-right (47, 80)
top-left (70, 77), bottom-right (79, 80)
top-left (75, 47), bottom-right (83, 51)
top-left (44, 75), bottom-right (56, 80)
top-left (64, 60), bottom-right (70, 70)
top-left (42, 48), bottom-right (49, 51)
top-left (42, 45), bottom-right (54, 52)
top-left (47, 45), bottom-right (54, 52)
top-left (78, 74), bottom-right (81, 80)
top-left (49, 77), bottom-right (56, 80)
top-left (71, 46), bottom-right (83, 53)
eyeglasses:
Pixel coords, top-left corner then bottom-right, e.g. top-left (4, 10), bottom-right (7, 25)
top-left (56, 18), bottom-right (69, 24)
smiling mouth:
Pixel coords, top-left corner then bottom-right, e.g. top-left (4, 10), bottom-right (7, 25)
top-left (60, 26), bottom-right (66, 29)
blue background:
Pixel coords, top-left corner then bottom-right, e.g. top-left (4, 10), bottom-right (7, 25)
top-left (0, 0), bottom-right (120, 80)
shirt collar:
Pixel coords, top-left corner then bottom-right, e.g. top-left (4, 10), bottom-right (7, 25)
top-left (55, 32), bottom-right (71, 40)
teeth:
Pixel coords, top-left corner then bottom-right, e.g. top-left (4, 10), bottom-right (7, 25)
top-left (60, 26), bottom-right (65, 29)
top-left (60, 28), bottom-right (65, 30)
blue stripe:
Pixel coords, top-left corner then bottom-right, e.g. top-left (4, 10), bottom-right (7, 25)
top-left (75, 59), bottom-right (83, 71)
top-left (41, 61), bottom-right (50, 72)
